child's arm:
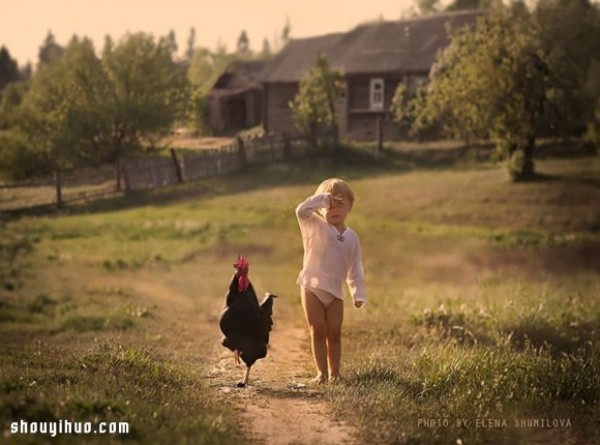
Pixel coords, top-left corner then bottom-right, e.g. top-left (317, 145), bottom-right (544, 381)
top-left (347, 238), bottom-right (366, 308)
top-left (295, 193), bottom-right (331, 220)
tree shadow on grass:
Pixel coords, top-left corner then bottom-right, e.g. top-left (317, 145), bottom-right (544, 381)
top-left (527, 172), bottom-right (600, 191)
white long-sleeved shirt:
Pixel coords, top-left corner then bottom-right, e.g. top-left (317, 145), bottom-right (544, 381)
top-left (295, 193), bottom-right (366, 303)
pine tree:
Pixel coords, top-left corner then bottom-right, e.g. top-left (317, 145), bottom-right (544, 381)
top-left (282, 17), bottom-right (291, 45)
top-left (38, 31), bottom-right (64, 67)
top-left (186, 27), bottom-right (196, 60)
top-left (261, 38), bottom-right (271, 58)
top-left (237, 30), bottom-right (250, 53)
top-left (0, 46), bottom-right (20, 90)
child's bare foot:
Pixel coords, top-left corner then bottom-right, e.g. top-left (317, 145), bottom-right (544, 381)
top-left (328, 375), bottom-right (344, 384)
top-left (311, 373), bottom-right (327, 384)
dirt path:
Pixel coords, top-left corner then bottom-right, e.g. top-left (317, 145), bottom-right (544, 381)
top-left (109, 272), bottom-right (359, 445)
top-left (210, 324), bottom-right (357, 445)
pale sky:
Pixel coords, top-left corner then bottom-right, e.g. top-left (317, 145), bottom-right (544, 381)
top-left (1, 0), bottom-right (415, 67)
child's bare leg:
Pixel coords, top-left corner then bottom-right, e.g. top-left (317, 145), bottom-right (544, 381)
top-left (325, 298), bottom-right (344, 380)
top-left (301, 289), bottom-right (328, 381)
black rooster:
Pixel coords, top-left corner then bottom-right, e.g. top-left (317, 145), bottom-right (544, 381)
top-left (219, 256), bottom-right (277, 387)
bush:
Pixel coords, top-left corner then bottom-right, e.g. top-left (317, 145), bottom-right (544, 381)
top-left (506, 149), bottom-right (526, 182)
top-left (0, 129), bottom-right (52, 180)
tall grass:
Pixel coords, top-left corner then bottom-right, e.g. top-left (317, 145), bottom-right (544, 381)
top-left (330, 281), bottom-right (600, 444)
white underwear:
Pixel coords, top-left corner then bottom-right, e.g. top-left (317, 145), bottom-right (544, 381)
top-left (302, 286), bottom-right (339, 308)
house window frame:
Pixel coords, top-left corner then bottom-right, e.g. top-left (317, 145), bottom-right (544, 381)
top-left (369, 78), bottom-right (384, 110)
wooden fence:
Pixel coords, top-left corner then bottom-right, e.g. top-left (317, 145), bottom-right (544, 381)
top-left (120, 132), bottom-right (311, 191)
top-left (0, 165), bottom-right (119, 211)
top-left (0, 132), bottom-right (314, 210)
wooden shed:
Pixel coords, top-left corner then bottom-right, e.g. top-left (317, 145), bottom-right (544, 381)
top-left (207, 60), bottom-right (265, 132)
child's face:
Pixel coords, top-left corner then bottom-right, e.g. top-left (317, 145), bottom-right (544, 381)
top-left (324, 194), bottom-right (351, 228)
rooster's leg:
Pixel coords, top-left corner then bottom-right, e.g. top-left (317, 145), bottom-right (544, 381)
top-left (237, 366), bottom-right (251, 388)
top-left (233, 349), bottom-right (240, 365)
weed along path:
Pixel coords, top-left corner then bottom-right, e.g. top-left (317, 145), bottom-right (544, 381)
top-left (108, 270), bottom-right (358, 445)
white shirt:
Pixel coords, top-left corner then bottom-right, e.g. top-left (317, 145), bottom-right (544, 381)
top-left (296, 193), bottom-right (366, 303)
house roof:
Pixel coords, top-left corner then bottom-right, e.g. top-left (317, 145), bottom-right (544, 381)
top-left (260, 10), bottom-right (483, 82)
top-left (208, 60), bottom-right (266, 96)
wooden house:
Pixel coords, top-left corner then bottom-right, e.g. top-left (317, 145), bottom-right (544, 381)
top-left (207, 60), bottom-right (265, 132)
top-left (259, 10), bottom-right (482, 140)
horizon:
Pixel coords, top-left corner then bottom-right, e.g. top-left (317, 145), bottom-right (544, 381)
top-left (1, 0), bottom-right (417, 68)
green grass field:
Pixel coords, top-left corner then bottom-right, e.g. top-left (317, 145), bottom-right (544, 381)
top-left (1, 147), bottom-right (599, 444)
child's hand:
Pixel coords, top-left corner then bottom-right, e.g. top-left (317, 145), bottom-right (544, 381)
top-left (354, 300), bottom-right (364, 308)
top-left (330, 193), bottom-right (344, 208)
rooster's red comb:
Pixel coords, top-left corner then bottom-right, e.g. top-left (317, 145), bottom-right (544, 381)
top-left (234, 255), bottom-right (249, 292)
top-left (233, 255), bottom-right (249, 272)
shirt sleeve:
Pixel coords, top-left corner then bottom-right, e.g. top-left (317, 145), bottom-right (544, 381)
top-left (295, 193), bottom-right (331, 220)
top-left (346, 236), bottom-right (366, 303)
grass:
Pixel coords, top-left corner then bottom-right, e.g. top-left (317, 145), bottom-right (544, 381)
top-left (1, 342), bottom-right (242, 444)
top-left (0, 231), bottom-right (245, 444)
top-left (1, 146), bottom-right (599, 444)
top-left (330, 283), bottom-right (600, 444)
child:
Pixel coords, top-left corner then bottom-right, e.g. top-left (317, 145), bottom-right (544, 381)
top-left (295, 178), bottom-right (366, 383)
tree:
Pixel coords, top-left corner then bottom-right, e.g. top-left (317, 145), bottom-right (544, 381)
top-left (445, 0), bottom-right (492, 11)
top-left (186, 27), bottom-right (196, 60)
top-left (20, 62), bottom-right (32, 81)
top-left (414, 2), bottom-right (599, 180)
top-left (416, 0), bottom-right (440, 15)
top-left (289, 53), bottom-right (343, 147)
top-left (101, 32), bottom-right (188, 157)
top-left (38, 31), bottom-right (64, 67)
top-left (0, 46), bottom-right (19, 90)
top-left (0, 32), bottom-right (190, 179)
top-left (0, 37), bottom-right (111, 179)
top-left (158, 30), bottom-right (179, 61)
top-left (186, 46), bottom-right (234, 133)
top-left (533, 0), bottom-right (600, 136)
top-left (282, 17), bottom-right (291, 45)
top-left (102, 35), bottom-right (114, 58)
top-left (187, 47), bottom-right (233, 92)
top-left (237, 30), bottom-right (250, 54)
top-left (261, 38), bottom-right (271, 58)
top-left (390, 82), bottom-right (423, 138)
top-left (583, 59), bottom-right (600, 149)
top-left (0, 80), bottom-right (28, 130)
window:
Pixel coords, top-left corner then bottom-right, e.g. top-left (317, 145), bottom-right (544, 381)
top-left (370, 78), bottom-right (384, 110)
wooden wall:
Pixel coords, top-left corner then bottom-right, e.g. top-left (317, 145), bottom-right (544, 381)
top-left (263, 72), bottom-right (429, 141)
top-left (264, 82), bottom-right (299, 135)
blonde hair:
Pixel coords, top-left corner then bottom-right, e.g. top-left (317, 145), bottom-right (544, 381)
top-left (315, 178), bottom-right (355, 209)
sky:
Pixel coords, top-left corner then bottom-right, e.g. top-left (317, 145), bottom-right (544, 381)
top-left (1, 0), bottom-right (416, 67)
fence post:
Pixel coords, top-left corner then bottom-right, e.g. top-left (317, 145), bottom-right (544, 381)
top-left (331, 123), bottom-right (340, 151)
top-left (54, 170), bottom-right (63, 208)
top-left (237, 136), bottom-right (248, 166)
top-left (170, 148), bottom-right (183, 183)
top-left (283, 132), bottom-right (291, 160)
top-left (115, 157), bottom-right (122, 191)
top-left (376, 115), bottom-right (384, 156)
top-left (121, 159), bottom-right (131, 192)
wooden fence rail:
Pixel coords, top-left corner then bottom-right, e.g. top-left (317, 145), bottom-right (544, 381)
top-left (120, 131), bottom-right (309, 191)
top-left (1, 131), bottom-right (316, 210)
